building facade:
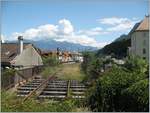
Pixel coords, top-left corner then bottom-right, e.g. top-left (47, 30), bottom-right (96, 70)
top-left (129, 16), bottom-right (149, 61)
top-left (1, 36), bottom-right (43, 69)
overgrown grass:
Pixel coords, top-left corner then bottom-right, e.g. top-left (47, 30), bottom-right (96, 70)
top-left (55, 63), bottom-right (85, 81)
top-left (1, 90), bottom-right (89, 112)
top-left (41, 65), bottom-right (62, 78)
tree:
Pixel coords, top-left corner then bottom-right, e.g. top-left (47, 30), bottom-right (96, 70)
top-left (124, 56), bottom-right (148, 74)
top-left (121, 79), bottom-right (149, 112)
top-left (86, 65), bottom-right (148, 112)
top-left (42, 56), bottom-right (59, 66)
top-left (81, 51), bottom-right (95, 74)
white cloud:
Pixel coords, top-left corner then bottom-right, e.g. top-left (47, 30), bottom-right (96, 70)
top-left (97, 17), bottom-right (139, 32)
top-left (98, 17), bottom-right (131, 25)
top-left (78, 27), bottom-right (108, 36)
top-left (55, 34), bottom-right (108, 48)
top-left (4, 17), bottom-right (138, 48)
top-left (58, 19), bottom-right (74, 35)
top-left (6, 19), bottom-right (107, 48)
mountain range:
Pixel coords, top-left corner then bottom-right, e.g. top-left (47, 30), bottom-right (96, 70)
top-left (5, 39), bottom-right (98, 52)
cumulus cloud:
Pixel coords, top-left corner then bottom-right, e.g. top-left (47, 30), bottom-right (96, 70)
top-left (58, 19), bottom-right (74, 35)
top-left (55, 34), bottom-right (109, 48)
top-left (78, 27), bottom-right (108, 36)
top-left (6, 19), bottom-right (108, 48)
top-left (97, 17), bottom-right (139, 32)
top-left (4, 17), bottom-right (138, 48)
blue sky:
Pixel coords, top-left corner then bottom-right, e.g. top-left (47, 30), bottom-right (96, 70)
top-left (1, 0), bottom-right (148, 48)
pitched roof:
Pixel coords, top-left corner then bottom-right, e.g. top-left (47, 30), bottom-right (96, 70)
top-left (136, 16), bottom-right (149, 31)
top-left (128, 22), bottom-right (141, 35)
top-left (1, 43), bottom-right (30, 63)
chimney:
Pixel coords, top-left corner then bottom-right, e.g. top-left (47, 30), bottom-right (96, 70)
top-left (18, 36), bottom-right (23, 54)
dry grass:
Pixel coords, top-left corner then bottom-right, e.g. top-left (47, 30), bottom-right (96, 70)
top-left (55, 63), bottom-right (85, 81)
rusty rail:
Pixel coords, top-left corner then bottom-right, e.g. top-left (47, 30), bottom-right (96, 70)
top-left (22, 74), bottom-right (57, 102)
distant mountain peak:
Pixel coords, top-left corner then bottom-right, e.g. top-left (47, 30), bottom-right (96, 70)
top-left (5, 39), bottom-right (98, 52)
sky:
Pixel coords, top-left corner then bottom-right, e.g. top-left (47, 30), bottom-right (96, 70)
top-left (1, 0), bottom-right (149, 48)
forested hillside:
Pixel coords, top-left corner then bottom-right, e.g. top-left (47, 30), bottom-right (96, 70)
top-left (97, 35), bottom-right (131, 58)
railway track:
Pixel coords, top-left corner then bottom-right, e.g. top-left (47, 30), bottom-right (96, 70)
top-left (17, 77), bottom-right (44, 97)
top-left (17, 76), bottom-right (87, 101)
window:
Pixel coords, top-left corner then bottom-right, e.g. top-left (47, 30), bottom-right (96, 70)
top-left (143, 48), bottom-right (146, 54)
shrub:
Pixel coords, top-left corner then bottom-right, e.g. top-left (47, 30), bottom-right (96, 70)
top-left (1, 69), bottom-right (16, 88)
top-left (121, 79), bottom-right (149, 112)
top-left (42, 56), bottom-right (59, 66)
top-left (81, 52), bottom-right (104, 83)
top-left (81, 51), bottom-right (95, 74)
top-left (124, 56), bottom-right (148, 74)
top-left (86, 66), bottom-right (148, 112)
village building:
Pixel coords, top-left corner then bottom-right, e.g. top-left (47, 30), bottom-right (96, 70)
top-left (41, 50), bottom-right (83, 63)
top-left (1, 36), bottom-right (43, 69)
top-left (128, 15), bottom-right (149, 61)
top-left (71, 52), bottom-right (83, 62)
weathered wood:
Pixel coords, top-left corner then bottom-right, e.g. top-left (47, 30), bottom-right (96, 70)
top-left (22, 75), bottom-right (56, 102)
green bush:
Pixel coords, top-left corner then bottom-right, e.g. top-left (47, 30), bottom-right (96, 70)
top-left (121, 79), bottom-right (149, 112)
top-left (124, 56), bottom-right (148, 74)
top-left (86, 65), bottom-right (148, 112)
top-left (86, 58), bottom-right (103, 81)
top-left (81, 51), bottom-right (95, 74)
top-left (81, 52), bottom-right (104, 83)
top-left (1, 69), bottom-right (16, 88)
top-left (42, 56), bottom-right (59, 66)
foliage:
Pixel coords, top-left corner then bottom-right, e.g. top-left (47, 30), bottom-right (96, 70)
top-left (1, 68), bottom-right (16, 88)
top-left (81, 51), bottom-right (95, 75)
top-left (81, 51), bottom-right (104, 82)
top-left (85, 58), bottom-right (103, 81)
top-left (41, 66), bottom-right (60, 78)
top-left (1, 90), bottom-right (87, 112)
top-left (42, 56), bottom-right (59, 66)
top-left (121, 79), bottom-right (149, 112)
top-left (41, 56), bottom-right (60, 78)
top-left (124, 55), bottom-right (148, 73)
top-left (97, 39), bottom-right (131, 58)
top-left (86, 66), bottom-right (147, 111)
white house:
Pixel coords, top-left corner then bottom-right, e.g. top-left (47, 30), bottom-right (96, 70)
top-left (129, 15), bottom-right (149, 61)
top-left (1, 36), bottom-right (43, 69)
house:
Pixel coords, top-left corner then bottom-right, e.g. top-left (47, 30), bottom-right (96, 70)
top-left (112, 58), bottom-right (125, 65)
top-left (129, 15), bottom-right (149, 61)
top-left (1, 36), bottom-right (43, 69)
top-left (71, 52), bottom-right (83, 62)
top-left (41, 49), bottom-right (83, 63)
